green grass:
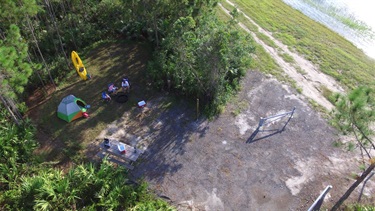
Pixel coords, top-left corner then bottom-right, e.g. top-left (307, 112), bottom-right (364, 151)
top-left (219, 0), bottom-right (236, 15)
top-left (320, 85), bottom-right (335, 104)
top-left (217, 3), bottom-right (293, 84)
top-left (221, 0), bottom-right (375, 91)
top-left (255, 32), bottom-right (278, 48)
top-left (231, 100), bottom-right (248, 116)
top-left (294, 66), bottom-right (306, 75)
top-left (308, 99), bottom-right (329, 115)
top-left (278, 52), bottom-right (295, 64)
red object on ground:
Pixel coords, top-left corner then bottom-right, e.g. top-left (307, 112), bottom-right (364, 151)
top-left (83, 112), bottom-right (89, 118)
top-left (138, 100), bottom-right (146, 108)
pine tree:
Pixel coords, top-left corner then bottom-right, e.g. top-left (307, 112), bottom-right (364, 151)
top-left (331, 87), bottom-right (375, 210)
top-left (0, 0), bottom-right (39, 124)
top-left (0, 25), bottom-right (34, 124)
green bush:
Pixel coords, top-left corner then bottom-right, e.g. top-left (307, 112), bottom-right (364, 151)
top-left (148, 11), bottom-right (254, 117)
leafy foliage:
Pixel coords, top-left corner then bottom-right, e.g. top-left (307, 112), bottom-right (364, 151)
top-left (148, 8), bottom-right (254, 116)
top-left (0, 106), bottom-right (37, 192)
top-left (0, 24), bottom-right (33, 99)
top-left (1, 160), bottom-right (174, 210)
top-left (331, 87), bottom-right (375, 150)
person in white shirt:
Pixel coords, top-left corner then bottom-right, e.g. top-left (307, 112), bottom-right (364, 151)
top-left (121, 78), bottom-right (130, 92)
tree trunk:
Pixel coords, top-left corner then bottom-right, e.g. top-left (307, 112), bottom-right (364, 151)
top-left (153, 15), bottom-right (159, 47)
top-left (331, 162), bottom-right (375, 211)
top-left (0, 95), bottom-right (21, 125)
top-left (27, 51), bottom-right (48, 95)
top-left (45, 0), bottom-right (71, 71)
top-left (26, 16), bottom-right (56, 88)
top-left (60, 0), bottom-right (78, 50)
top-left (0, 28), bottom-right (5, 39)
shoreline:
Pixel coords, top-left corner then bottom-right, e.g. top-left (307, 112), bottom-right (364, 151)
top-left (282, 0), bottom-right (375, 60)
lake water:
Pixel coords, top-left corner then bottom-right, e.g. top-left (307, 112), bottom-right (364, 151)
top-left (282, 0), bottom-right (375, 59)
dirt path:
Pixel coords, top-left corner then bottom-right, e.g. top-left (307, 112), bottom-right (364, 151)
top-left (220, 1), bottom-right (345, 111)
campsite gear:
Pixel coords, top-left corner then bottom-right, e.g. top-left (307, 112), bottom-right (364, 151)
top-left (57, 95), bottom-right (88, 122)
top-left (108, 83), bottom-right (117, 94)
top-left (104, 138), bottom-right (111, 149)
top-left (102, 91), bottom-right (111, 102)
top-left (138, 100), bottom-right (146, 108)
top-left (121, 80), bottom-right (130, 92)
top-left (71, 51), bottom-right (89, 80)
top-left (115, 93), bottom-right (128, 103)
top-left (82, 112), bottom-right (89, 118)
top-left (118, 143), bottom-right (126, 154)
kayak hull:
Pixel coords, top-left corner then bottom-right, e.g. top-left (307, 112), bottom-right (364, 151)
top-left (71, 51), bottom-right (88, 80)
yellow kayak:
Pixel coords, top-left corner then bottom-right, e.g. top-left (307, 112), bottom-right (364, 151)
top-left (71, 51), bottom-right (89, 80)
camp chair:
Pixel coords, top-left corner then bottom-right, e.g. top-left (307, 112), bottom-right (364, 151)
top-left (108, 83), bottom-right (117, 94)
top-left (102, 91), bottom-right (111, 102)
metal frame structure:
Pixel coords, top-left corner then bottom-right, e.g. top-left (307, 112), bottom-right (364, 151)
top-left (308, 185), bottom-right (332, 211)
top-left (247, 107), bottom-right (296, 143)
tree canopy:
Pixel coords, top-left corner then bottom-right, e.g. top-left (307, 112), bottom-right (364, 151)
top-left (0, 0), bottom-right (254, 117)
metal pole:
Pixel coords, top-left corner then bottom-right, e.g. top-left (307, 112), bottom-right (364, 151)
top-left (358, 171), bottom-right (375, 202)
top-left (196, 98), bottom-right (199, 121)
top-left (308, 185), bottom-right (332, 211)
top-left (281, 107), bottom-right (296, 132)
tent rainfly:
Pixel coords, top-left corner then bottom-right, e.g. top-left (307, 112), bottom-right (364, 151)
top-left (57, 95), bottom-right (87, 122)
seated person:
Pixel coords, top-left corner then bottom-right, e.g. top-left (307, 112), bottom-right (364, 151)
top-left (121, 77), bottom-right (130, 91)
top-left (102, 91), bottom-right (111, 101)
top-left (107, 83), bottom-right (118, 94)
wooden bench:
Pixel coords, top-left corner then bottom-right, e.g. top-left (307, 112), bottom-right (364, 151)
top-left (96, 139), bottom-right (144, 170)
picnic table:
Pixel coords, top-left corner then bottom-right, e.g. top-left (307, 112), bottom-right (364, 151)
top-left (97, 139), bottom-right (144, 170)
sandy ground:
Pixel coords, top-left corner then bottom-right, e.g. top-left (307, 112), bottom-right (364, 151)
top-left (90, 2), bottom-right (375, 210)
top-left (92, 71), bottom-right (374, 210)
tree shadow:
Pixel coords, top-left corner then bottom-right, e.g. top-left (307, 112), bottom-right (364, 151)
top-left (84, 93), bottom-right (209, 185)
top-left (246, 128), bottom-right (284, 144)
top-left (94, 95), bottom-right (210, 184)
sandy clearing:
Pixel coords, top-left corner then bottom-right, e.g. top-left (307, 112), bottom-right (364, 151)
top-left (91, 72), bottom-right (373, 210)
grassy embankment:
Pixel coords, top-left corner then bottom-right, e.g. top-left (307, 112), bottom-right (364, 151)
top-left (219, 0), bottom-right (375, 97)
top-left (216, 2), bottom-right (291, 84)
